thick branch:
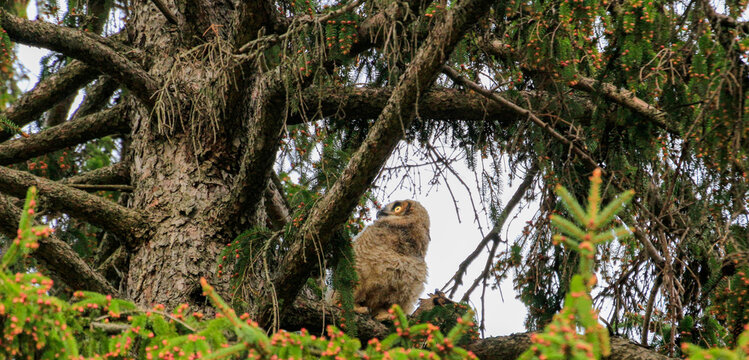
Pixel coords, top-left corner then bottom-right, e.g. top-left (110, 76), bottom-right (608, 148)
top-left (0, 104), bottom-right (129, 165)
top-left (0, 10), bottom-right (158, 104)
top-left (63, 162), bottom-right (131, 185)
top-left (0, 166), bottom-right (145, 240)
top-left (570, 77), bottom-right (680, 134)
top-left (260, 0), bottom-right (495, 328)
top-left (67, 184), bottom-right (134, 192)
top-left (0, 61), bottom-right (97, 143)
top-left (283, 299), bottom-right (389, 342)
top-left (264, 172), bottom-right (292, 230)
top-left (467, 333), bottom-right (674, 360)
top-left (71, 77), bottom-right (120, 120)
top-left (0, 193), bottom-right (119, 295)
top-left (150, 0), bottom-right (179, 25)
top-left (290, 87), bottom-right (521, 125)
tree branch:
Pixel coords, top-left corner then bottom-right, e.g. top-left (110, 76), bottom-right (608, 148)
top-left (467, 333), bottom-right (675, 360)
top-left (67, 184), bottom-right (135, 192)
top-left (0, 61), bottom-right (97, 143)
top-left (0, 10), bottom-right (158, 105)
top-left (289, 87), bottom-right (523, 125)
top-left (150, 0), bottom-right (179, 25)
top-left (442, 66), bottom-right (599, 168)
top-left (259, 0), bottom-right (496, 328)
top-left (63, 162), bottom-right (131, 185)
top-left (445, 164), bottom-right (538, 298)
top-left (478, 37), bottom-right (680, 135)
top-left (70, 76), bottom-right (120, 121)
top-left (0, 193), bottom-right (119, 295)
top-left (0, 104), bottom-right (129, 166)
top-left (264, 172), bottom-right (291, 231)
top-left (0, 166), bottom-right (145, 240)
top-left (570, 77), bottom-right (680, 134)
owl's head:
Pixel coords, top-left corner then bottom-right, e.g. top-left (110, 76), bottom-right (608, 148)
top-left (376, 200), bottom-right (430, 228)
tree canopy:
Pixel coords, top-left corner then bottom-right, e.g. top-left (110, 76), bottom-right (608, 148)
top-left (0, 0), bottom-right (747, 358)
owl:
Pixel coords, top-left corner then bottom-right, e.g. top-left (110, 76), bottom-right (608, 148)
top-left (352, 199), bottom-right (431, 320)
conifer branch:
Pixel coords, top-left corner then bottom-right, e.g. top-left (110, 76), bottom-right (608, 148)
top-left (0, 193), bottom-right (119, 295)
top-left (0, 165), bottom-right (146, 241)
top-left (0, 61), bottom-right (97, 143)
top-left (289, 87), bottom-right (524, 125)
top-left (442, 66), bottom-right (599, 168)
top-left (0, 104), bottom-right (129, 166)
top-left (0, 10), bottom-right (158, 105)
top-left (63, 162), bottom-right (131, 186)
top-left (478, 37), bottom-right (681, 135)
top-left (69, 77), bottom-right (120, 121)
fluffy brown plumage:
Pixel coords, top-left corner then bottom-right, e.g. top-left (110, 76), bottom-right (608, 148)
top-left (352, 199), bottom-right (431, 320)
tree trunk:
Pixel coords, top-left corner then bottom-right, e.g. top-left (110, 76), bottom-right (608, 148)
top-left (121, 0), bottom-right (265, 310)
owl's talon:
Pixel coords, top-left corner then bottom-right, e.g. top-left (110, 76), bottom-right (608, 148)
top-left (354, 306), bottom-right (369, 314)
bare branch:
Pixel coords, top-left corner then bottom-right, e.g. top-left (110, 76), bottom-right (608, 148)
top-left (0, 61), bottom-right (97, 143)
top-left (67, 184), bottom-right (134, 192)
top-left (0, 165), bottom-right (145, 240)
top-left (289, 87), bottom-right (522, 125)
top-left (264, 172), bottom-right (292, 230)
top-left (63, 162), bottom-right (131, 185)
top-left (445, 164), bottom-right (538, 298)
top-left (0, 10), bottom-right (159, 104)
top-left (571, 77), bottom-right (680, 134)
top-left (0, 193), bottom-right (119, 295)
top-left (0, 104), bottom-right (129, 166)
top-left (259, 0), bottom-right (497, 328)
top-left (150, 0), bottom-right (179, 25)
top-left (70, 77), bottom-right (120, 120)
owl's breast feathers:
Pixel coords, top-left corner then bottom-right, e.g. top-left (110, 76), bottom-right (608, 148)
top-left (372, 221), bottom-right (429, 258)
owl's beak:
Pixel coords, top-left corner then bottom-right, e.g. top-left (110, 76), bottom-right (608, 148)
top-left (376, 209), bottom-right (387, 218)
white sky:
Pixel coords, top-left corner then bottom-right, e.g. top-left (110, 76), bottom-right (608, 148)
top-left (13, 3), bottom-right (532, 337)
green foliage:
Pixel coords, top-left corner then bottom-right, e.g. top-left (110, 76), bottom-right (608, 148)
top-left (0, 190), bottom-right (482, 358)
top-left (330, 231), bottom-right (359, 336)
top-left (682, 325), bottom-right (749, 360)
top-left (519, 169), bottom-right (632, 360)
top-left (411, 301), bottom-right (480, 347)
top-left (0, 115), bottom-right (28, 137)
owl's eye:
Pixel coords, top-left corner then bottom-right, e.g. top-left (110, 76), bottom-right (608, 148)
top-left (393, 205), bottom-right (402, 213)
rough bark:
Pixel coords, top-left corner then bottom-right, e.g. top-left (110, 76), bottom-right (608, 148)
top-left (0, 10), bottom-right (158, 104)
top-left (0, 165), bottom-right (145, 240)
top-left (467, 333), bottom-right (674, 360)
top-left (63, 162), bottom-right (131, 186)
top-left (0, 104), bottom-right (129, 165)
top-left (289, 87), bottom-right (523, 125)
top-left (0, 193), bottom-right (118, 295)
top-left (0, 61), bottom-right (97, 143)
